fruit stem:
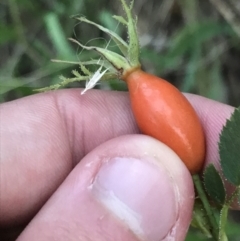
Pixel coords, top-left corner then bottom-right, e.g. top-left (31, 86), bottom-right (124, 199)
top-left (192, 174), bottom-right (219, 240)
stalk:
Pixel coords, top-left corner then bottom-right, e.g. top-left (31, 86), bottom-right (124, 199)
top-left (192, 174), bottom-right (219, 240)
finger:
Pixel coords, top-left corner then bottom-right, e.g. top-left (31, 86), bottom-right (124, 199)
top-left (185, 94), bottom-right (239, 208)
top-left (184, 94), bottom-right (234, 169)
top-left (1, 90), bottom-right (237, 227)
top-left (17, 135), bottom-right (194, 241)
top-left (0, 89), bottom-right (138, 226)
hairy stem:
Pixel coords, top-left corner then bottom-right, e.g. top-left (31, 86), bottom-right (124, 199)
top-left (193, 174), bottom-right (219, 240)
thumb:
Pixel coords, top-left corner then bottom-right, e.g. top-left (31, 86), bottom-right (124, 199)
top-left (17, 135), bottom-right (194, 241)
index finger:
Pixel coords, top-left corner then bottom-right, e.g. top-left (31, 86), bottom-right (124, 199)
top-left (0, 89), bottom-right (236, 228)
top-left (185, 93), bottom-right (234, 169)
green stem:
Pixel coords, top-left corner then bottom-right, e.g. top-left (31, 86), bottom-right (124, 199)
top-left (219, 205), bottom-right (229, 241)
top-left (219, 185), bottom-right (240, 241)
top-left (192, 174), bottom-right (219, 240)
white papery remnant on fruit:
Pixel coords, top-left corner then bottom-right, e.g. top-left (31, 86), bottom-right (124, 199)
top-left (81, 65), bottom-right (109, 95)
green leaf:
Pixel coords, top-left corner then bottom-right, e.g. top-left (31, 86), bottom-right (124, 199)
top-left (0, 24), bottom-right (16, 44)
top-left (219, 106), bottom-right (240, 185)
top-left (120, 0), bottom-right (140, 66)
top-left (44, 13), bottom-right (74, 58)
top-left (226, 217), bottom-right (240, 237)
top-left (180, 42), bottom-right (201, 92)
top-left (167, 21), bottom-right (233, 58)
top-left (205, 60), bottom-right (227, 102)
top-left (204, 164), bottom-right (226, 205)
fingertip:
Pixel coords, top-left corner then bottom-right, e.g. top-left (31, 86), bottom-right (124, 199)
top-left (17, 135), bottom-right (194, 241)
top-left (185, 94), bottom-right (234, 167)
top-left (184, 95), bottom-right (240, 210)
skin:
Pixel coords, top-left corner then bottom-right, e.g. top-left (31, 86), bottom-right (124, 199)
top-left (125, 69), bottom-right (205, 174)
top-left (0, 89), bottom-right (238, 241)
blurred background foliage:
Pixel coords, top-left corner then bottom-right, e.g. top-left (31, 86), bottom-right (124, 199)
top-left (1, 0), bottom-right (240, 105)
top-left (1, 0), bottom-right (240, 239)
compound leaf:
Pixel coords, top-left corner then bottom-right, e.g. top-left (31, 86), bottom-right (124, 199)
top-left (219, 106), bottom-right (240, 185)
top-left (204, 164), bottom-right (226, 205)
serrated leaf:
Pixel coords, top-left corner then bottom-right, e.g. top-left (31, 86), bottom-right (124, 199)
top-left (219, 107), bottom-right (240, 185)
top-left (204, 164), bottom-right (226, 204)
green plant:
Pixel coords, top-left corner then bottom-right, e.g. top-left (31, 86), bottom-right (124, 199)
top-left (36, 1), bottom-right (240, 239)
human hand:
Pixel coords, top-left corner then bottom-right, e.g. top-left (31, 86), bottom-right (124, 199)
top-left (0, 89), bottom-right (237, 241)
